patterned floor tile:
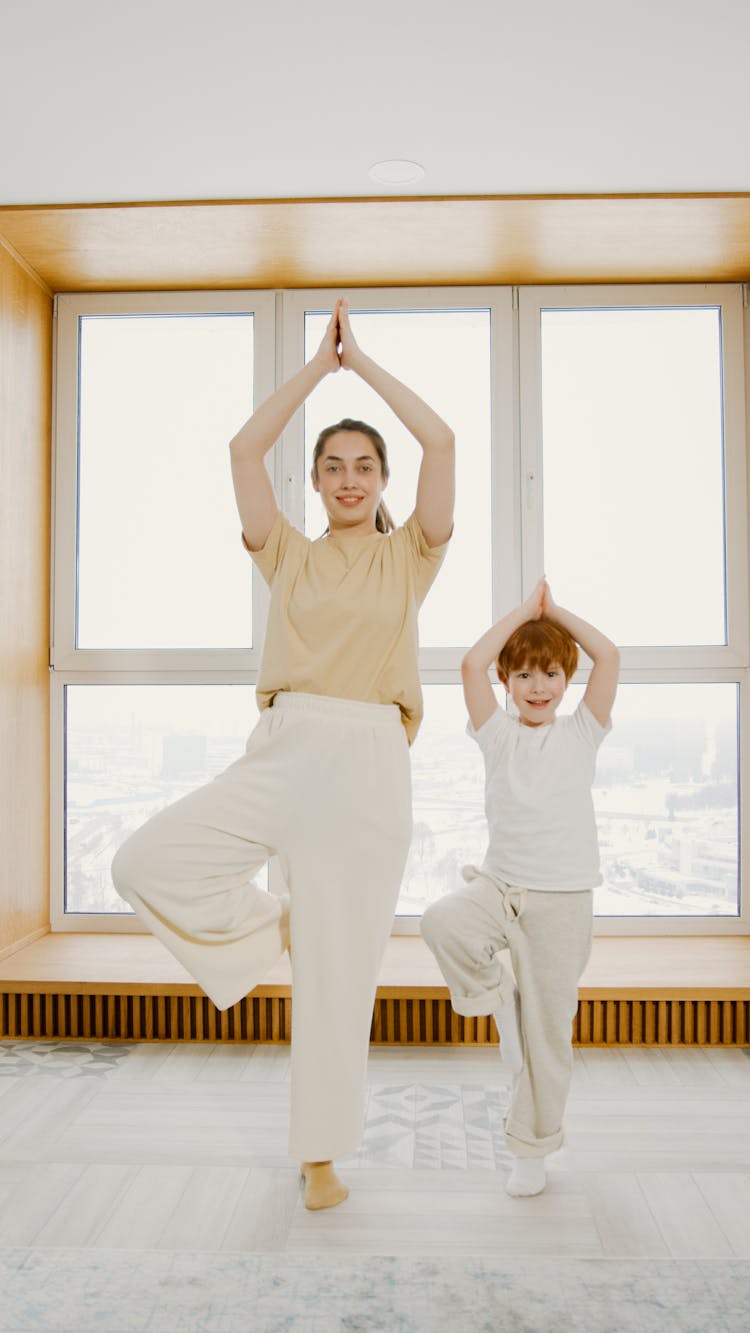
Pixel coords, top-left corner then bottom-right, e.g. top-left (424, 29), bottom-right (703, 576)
top-left (0, 1043), bottom-right (134, 1079)
top-left (343, 1082), bottom-right (513, 1171)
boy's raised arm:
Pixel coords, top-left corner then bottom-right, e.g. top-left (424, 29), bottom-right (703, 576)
top-left (461, 578), bottom-right (546, 731)
top-left (543, 587), bottom-right (620, 728)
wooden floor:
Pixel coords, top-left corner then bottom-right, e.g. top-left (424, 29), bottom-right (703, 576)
top-left (1, 934), bottom-right (749, 1046)
top-left (0, 1042), bottom-right (748, 1258)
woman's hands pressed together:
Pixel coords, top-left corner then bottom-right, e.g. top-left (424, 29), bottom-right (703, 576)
top-left (336, 298), bottom-right (365, 372)
top-left (313, 293), bottom-right (367, 373)
top-left (313, 297), bottom-right (365, 375)
top-left (313, 302), bottom-right (344, 376)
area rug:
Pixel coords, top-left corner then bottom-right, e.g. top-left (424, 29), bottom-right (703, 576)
top-left (0, 1251), bottom-right (747, 1333)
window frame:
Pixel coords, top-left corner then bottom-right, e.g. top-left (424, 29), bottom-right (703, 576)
top-left (518, 283), bottom-right (749, 671)
top-left (517, 283), bottom-right (749, 934)
top-left (51, 290), bottom-right (277, 674)
top-left (50, 284), bottom-right (750, 935)
top-left (279, 286), bottom-right (516, 672)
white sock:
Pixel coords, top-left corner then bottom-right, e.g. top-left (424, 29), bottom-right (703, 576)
top-left (506, 1156), bottom-right (546, 1197)
top-left (493, 987), bottom-right (523, 1077)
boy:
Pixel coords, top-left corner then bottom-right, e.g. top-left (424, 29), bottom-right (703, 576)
top-left (421, 577), bottom-right (619, 1196)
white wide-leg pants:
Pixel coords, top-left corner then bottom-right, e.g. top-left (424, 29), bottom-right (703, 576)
top-left (421, 869), bottom-right (593, 1157)
top-left (111, 693), bottom-right (413, 1161)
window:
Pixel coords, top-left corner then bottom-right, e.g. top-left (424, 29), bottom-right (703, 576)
top-left (53, 292), bottom-right (276, 672)
top-left (300, 304), bottom-right (494, 648)
top-left (565, 681), bottom-right (739, 919)
top-left (65, 683), bottom-right (261, 915)
top-left (538, 305), bottom-right (726, 647)
top-left (52, 285), bottom-right (749, 933)
top-left (76, 312), bottom-right (256, 651)
top-left (52, 291), bottom-right (275, 927)
top-left (520, 285), bottom-right (748, 927)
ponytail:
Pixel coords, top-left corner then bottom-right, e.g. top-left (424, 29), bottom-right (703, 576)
top-left (375, 500), bottom-right (395, 533)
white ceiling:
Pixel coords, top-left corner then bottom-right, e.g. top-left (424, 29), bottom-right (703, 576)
top-left (2, 0), bottom-right (749, 206)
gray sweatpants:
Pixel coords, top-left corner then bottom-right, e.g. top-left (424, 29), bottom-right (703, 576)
top-left (421, 868), bottom-right (592, 1157)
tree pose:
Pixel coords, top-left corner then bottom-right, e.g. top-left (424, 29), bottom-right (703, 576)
top-left (112, 299), bottom-right (455, 1209)
top-left (422, 578), bottom-right (619, 1196)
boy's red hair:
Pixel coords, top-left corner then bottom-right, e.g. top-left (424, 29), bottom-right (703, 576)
top-left (497, 619), bottom-right (578, 685)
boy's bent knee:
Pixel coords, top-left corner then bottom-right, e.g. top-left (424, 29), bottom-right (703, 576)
top-left (421, 894), bottom-right (462, 950)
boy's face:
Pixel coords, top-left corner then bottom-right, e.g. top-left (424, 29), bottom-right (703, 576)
top-left (505, 661), bottom-right (567, 727)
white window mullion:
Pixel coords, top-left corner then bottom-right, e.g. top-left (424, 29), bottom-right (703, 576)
top-left (51, 295), bottom-right (82, 671)
top-left (517, 289), bottom-right (545, 600)
top-left (248, 291), bottom-right (279, 662)
top-left (723, 293), bottom-right (750, 665)
top-left (278, 290), bottom-right (308, 532)
top-left (490, 288), bottom-right (520, 619)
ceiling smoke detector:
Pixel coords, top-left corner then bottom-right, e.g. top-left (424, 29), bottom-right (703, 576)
top-left (368, 159), bottom-right (425, 186)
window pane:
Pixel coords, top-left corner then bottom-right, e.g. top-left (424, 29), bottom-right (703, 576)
top-left (303, 309), bottom-right (492, 648)
top-left (565, 681), bottom-right (738, 917)
top-left (77, 315), bottom-right (254, 650)
top-left (65, 685), bottom-right (263, 913)
top-left (541, 307), bottom-right (726, 646)
top-left (402, 681), bottom-right (738, 920)
top-left (400, 683), bottom-right (497, 915)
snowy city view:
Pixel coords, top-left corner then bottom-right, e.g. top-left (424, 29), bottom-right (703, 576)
top-left (404, 683), bottom-right (739, 919)
top-left (65, 682), bottom-right (740, 920)
top-left (65, 302), bottom-right (740, 923)
top-left (65, 686), bottom-right (264, 914)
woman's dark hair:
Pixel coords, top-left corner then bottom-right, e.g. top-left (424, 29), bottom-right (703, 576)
top-left (311, 418), bottom-right (395, 533)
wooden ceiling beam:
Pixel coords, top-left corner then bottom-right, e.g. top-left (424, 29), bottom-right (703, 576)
top-left (1, 194), bottom-right (749, 292)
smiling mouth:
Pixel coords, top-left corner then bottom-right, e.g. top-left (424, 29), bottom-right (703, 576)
top-left (336, 496), bottom-right (365, 505)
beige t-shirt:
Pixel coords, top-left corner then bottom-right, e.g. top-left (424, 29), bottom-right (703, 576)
top-left (248, 510), bottom-right (449, 744)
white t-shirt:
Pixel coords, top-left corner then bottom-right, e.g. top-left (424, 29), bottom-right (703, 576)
top-left (468, 700), bottom-right (611, 892)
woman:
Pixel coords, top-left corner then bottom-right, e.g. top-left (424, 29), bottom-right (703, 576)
top-left (111, 299), bottom-right (454, 1209)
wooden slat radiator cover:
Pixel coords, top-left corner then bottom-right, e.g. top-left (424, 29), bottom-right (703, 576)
top-left (1, 990), bottom-right (748, 1046)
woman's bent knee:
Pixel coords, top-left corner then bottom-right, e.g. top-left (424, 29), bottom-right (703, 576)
top-left (110, 833), bottom-right (144, 906)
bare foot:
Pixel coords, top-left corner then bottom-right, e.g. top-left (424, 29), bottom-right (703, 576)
top-left (301, 1161), bottom-right (349, 1211)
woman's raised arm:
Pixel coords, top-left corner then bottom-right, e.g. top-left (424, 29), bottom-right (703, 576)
top-left (229, 308), bottom-right (341, 550)
top-left (337, 300), bottom-right (455, 548)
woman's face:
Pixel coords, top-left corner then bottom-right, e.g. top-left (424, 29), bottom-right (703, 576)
top-left (313, 431), bottom-right (386, 534)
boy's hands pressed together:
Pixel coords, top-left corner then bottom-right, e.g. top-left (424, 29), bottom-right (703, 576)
top-left (521, 577), bottom-right (546, 622)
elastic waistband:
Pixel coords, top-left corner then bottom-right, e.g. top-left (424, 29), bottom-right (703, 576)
top-left (269, 691), bottom-right (403, 730)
